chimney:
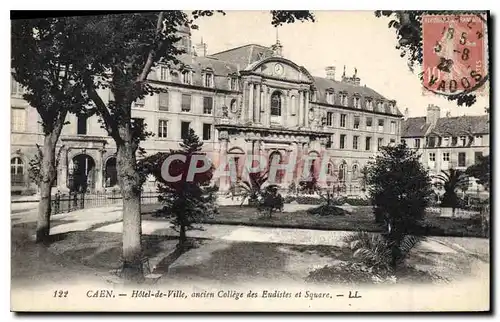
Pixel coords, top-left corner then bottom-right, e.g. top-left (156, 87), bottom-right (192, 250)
top-left (426, 104), bottom-right (441, 125)
top-left (325, 66), bottom-right (336, 81)
top-left (194, 38), bottom-right (207, 57)
top-left (404, 108), bottom-right (409, 120)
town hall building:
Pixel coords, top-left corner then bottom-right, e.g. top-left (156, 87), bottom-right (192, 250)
top-left (11, 26), bottom-right (403, 195)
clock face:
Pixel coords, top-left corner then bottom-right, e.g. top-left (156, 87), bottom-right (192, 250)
top-left (274, 63), bottom-right (284, 76)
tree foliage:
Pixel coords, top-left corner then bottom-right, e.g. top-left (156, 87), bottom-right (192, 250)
top-left (142, 129), bottom-right (217, 248)
top-left (374, 10), bottom-right (488, 107)
top-left (365, 143), bottom-right (432, 268)
top-left (466, 154), bottom-right (490, 191)
top-left (433, 168), bottom-right (469, 209)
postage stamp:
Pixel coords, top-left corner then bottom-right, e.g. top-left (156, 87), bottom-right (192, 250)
top-left (422, 13), bottom-right (488, 96)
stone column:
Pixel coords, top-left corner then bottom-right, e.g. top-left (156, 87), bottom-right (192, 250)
top-left (241, 81), bottom-right (248, 123)
top-left (263, 85), bottom-right (270, 127)
top-left (219, 131), bottom-right (230, 192)
top-left (248, 83), bottom-right (254, 123)
top-left (94, 149), bottom-right (105, 192)
top-left (255, 83), bottom-right (261, 124)
top-left (298, 91), bottom-right (304, 127)
top-left (58, 147), bottom-right (69, 192)
top-left (283, 90), bottom-right (290, 127)
top-left (305, 91), bottom-right (310, 128)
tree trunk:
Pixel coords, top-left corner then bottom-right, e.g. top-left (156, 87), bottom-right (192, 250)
top-left (116, 141), bottom-right (143, 283)
top-left (36, 132), bottom-right (58, 243)
top-left (179, 223), bottom-right (187, 247)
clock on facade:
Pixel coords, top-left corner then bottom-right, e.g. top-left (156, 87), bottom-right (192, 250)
top-left (274, 63), bottom-right (284, 76)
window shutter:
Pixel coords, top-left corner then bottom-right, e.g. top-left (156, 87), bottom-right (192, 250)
top-left (159, 92), bottom-right (169, 111)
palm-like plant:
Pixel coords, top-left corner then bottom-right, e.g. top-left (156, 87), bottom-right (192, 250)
top-left (237, 170), bottom-right (269, 207)
top-left (433, 168), bottom-right (469, 214)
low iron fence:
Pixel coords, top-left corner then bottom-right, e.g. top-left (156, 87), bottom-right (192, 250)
top-left (51, 190), bottom-right (160, 215)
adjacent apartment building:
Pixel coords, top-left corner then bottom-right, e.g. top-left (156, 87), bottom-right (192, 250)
top-left (401, 104), bottom-right (489, 193)
top-left (11, 26), bottom-right (403, 195)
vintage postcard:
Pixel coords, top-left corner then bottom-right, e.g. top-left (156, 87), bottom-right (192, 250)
top-left (10, 10), bottom-right (490, 312)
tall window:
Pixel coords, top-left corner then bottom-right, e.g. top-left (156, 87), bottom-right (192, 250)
top-left (377, 138), bottom-right (383, 151)
top-left (11, 157), bottom-right (24, 186)
top-left (271, 91), bottom-right (282, 116)
top-left (415, 138), bottom-right (421, 149)
top-left (366, 99), bottom-right (373, 110)
top-left (340, 94), bottom-right (348, 106)
top-left (428, 136), bottom-right (436, 148)
top-left (203, 97), bottom-right (213, 114)
top-left (204, 72), bottom-right (214, 88)
top-left (353, 135), bottom-right (359, 150)
top-left (390, 121), bottom-right (396, 134)
top-left (442, 152), bottom-right (450, 162)
top-left (159, 92), bottom-right (169, 111)
top-left (181, 121), bottom-right (190, 139)
top-left (326, 112), bottom-right (333, 126)
top-left (340, 134), bottom-right (346, 149)
top-left (340, 114), bottom-right (347, 128)
top-left (339, 163), bottom-right (346, 182)
top-left (365, 137), bottom-right (372, 151)
top-left (353, 116), bottom-right (360, 129)
top-left (77, 115), bottom-right (87, 135)
top-left (181, 94), bottom-right (191, 112)
top-left (366, 117), bottom-right (372, 129)
top-left (326, 92), bottom-right (334, 104)
top-left (352, 164), bottom-right (359, 180)
top-left (230, 77), bottom-right (238, 91)
top-left (458, 152), bottom-right (466, 167)
top-left (452, 136), bottom-right (458, 146)
top-left (326, 135), bottom-right (334, 149)
top-left (182, 71), bottom-right (191, 84)
top-left (377, 101), bottom-right (384, 112)
top-left (268, 151), bottom-right (284, 183)
top-left (158, 120), bottom-right (168, 138)
top-left (443, 137), bottom-right (450, 147)
top-left (11, 107), bottom-right (26, 132)
top-left (460, 136), bottom-right (467, 146)
top-left (290, 95), bottom-right (297, 116)
top-left (354, 96), bottom-right (360, 108)
top-left (203, 123), bottom-right (212, 140)
top-left (378, 119), bottom-right (384, 132)
top-left (159, 66), bottom-right (169, 81)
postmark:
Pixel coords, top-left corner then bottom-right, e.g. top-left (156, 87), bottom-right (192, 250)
top-left (422, 13), bottom-right (488, 97)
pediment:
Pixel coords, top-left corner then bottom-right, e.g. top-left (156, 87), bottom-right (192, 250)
top-left (246, 57), bottom-right (314, 83)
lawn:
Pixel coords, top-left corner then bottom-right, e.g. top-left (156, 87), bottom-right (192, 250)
top-left (141, 203), bottom-right (487, 238)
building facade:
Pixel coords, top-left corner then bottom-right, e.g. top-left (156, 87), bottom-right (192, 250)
top-left (401, 104), bottom-right (490, 193)
top-left (11, 29), bottom-right (403, 195)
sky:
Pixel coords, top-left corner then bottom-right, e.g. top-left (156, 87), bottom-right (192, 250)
top-left (190, 11), bottom-right (489, 118)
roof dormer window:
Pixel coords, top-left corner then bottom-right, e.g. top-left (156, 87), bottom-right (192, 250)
top-left (159, 66), bottom-right (169, 82)
top-left (365, 98), bottom-right (373, 110)
top-left (377, 101), bottom-right (384, 112)
top-left (203, 70), bottom-right (214, 88)
top-left (229, 76), bottom-right (238, 91)
top-left (353, 95), bottom-right (361, 109)
top-left (339, 92), bottom-right (348, 107)
top-left (326, 90), bottom-right (334, 105)
top-left (182, 70), bottom-right (192, 85)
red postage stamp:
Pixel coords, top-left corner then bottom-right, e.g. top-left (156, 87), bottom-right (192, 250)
top-left (422, 13), bottom-right (488, 96)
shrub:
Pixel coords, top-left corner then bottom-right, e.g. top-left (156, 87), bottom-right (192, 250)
top-left (257, 185), bottom-right (284, 218)
top-left (307, 204), bottom-right (348, 216)
top-left (365, 144), bottom-right (432, 269)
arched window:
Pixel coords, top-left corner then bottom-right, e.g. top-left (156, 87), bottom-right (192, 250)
top-left (270, 91), bottom-right (282, 116)
top-left (230, 99), bottom-right (238, 113)
top-left (327, 163), bottom-right (333, 176)
top-left (339, 162), bottom-right (346, 182)
top-left (268, 151), bottom-right (283, 184)
top-left (352, 164), bottom-right (359, 180)
top-left (290, 95), bottom-right (297, 115)
top-left (11, 157), bottom-right (24, 186)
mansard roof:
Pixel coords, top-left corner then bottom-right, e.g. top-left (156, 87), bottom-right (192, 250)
top-left (313, 76), bottom-right (403, 115)
top-left (208, 44), bottom-right (274, 69)
top-left (402, 115), bottom-right (489, 138)
top-left (401, 117), bottom-right (431, 137)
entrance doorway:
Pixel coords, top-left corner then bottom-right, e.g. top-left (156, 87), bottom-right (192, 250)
top-left (68, 154), bottom-right (96, 192)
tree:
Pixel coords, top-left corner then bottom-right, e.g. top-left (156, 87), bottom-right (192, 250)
top-left (144, 129), bottom-right (217, 249)
top-left (11, 17), bottom-right (89, 243)
top-left (365, 143), bottom-right (432, 269)
top-left (74, 11), bottom-right (315, 281)
top-left (466, 154), bottom-right (490, 191)
top-left (434, 168), bottom-right (469, 215)
top-left (374, 10), bottom-right (488, 107)
top-left (238, 170), bottom-right (269, 207)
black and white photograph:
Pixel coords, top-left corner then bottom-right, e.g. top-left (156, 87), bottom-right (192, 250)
top-left (9, 10), bottom-right (491, 312)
